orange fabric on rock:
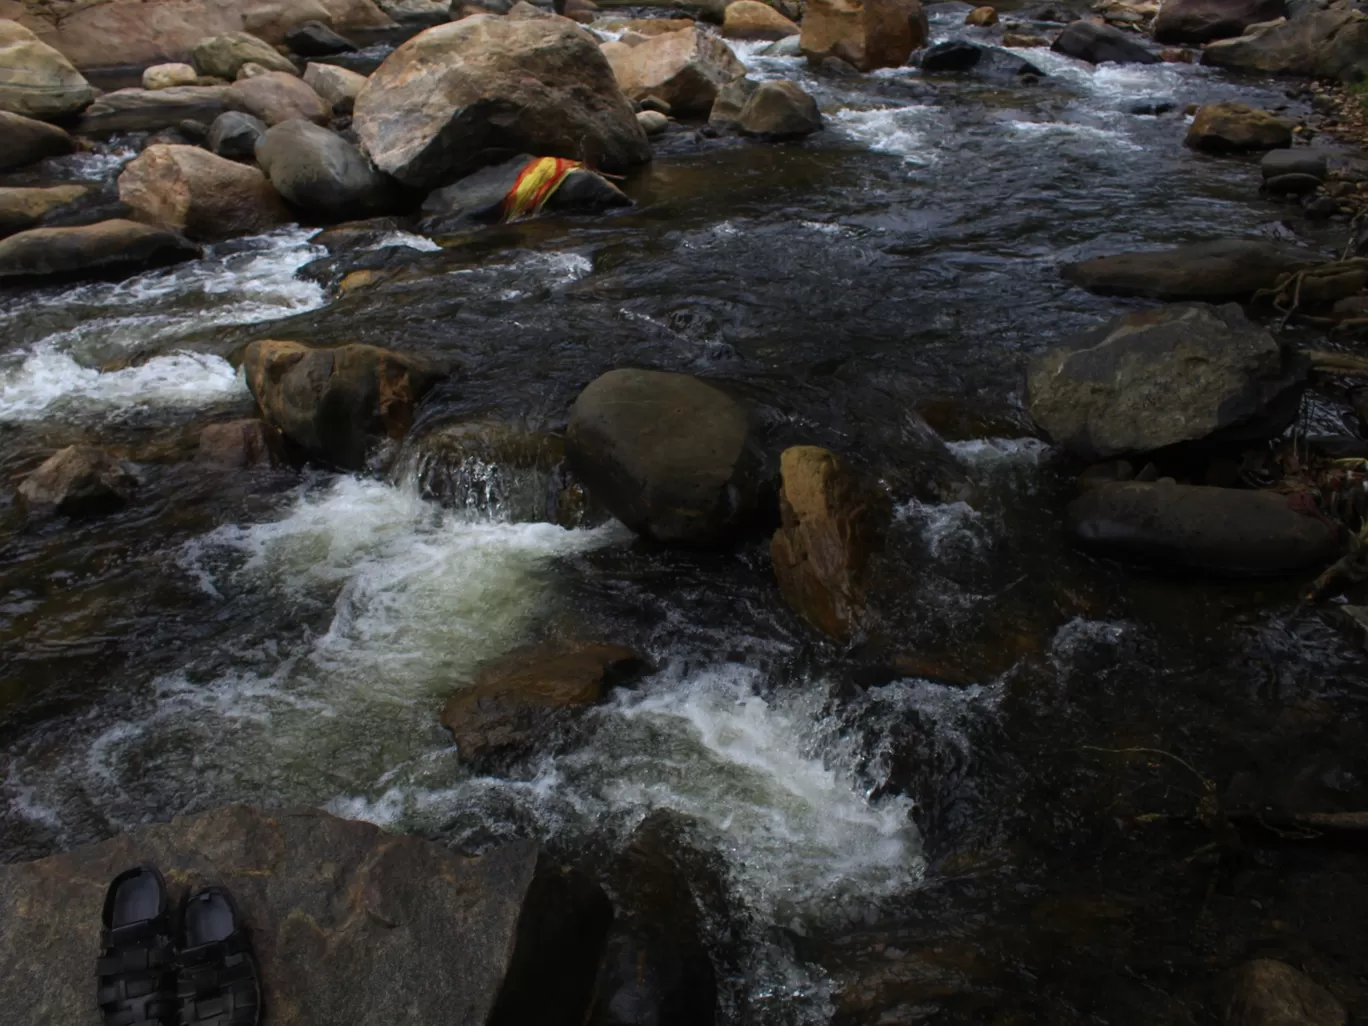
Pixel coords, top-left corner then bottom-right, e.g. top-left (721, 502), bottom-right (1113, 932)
top-left (502, 156), bottom-right (582, 221)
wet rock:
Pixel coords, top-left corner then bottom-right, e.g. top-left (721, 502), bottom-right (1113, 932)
top-left (0, 20), bottom-right (94, 119)
top-left (285, 20), bottom-right (358, 56)
top-left (196, 418), bottom-right (284, 468)
top-left (1154, 0), bottom-right (1283, 43)
top-left (255, 119), bottom-right (396, 221)
top-left (440, 641), bottom-right (648, 765)
top-left (770, 446), bottom-right (890, 641)
top-left (1265, 172), bottom-right (1322, 196)
top-left (0, 109), bottom-right (75, 169)
top-left (1068, 481), bottom-right (1343, 575)
top-left (562, 0), bottom-right (601, 24)
top-left (1027, 304), bottom-right (1307, 461)
top-left (761, 32), bottom-right (803, 55)
top-left (192, 30), bottom-right (298, 79)
top-left (1260, 149), bottom-right (1326, 180)
top-left (708, 74), bottom-right (758, 129)
top-left (1060, 239), bottom-right (1322, 301)
top-left (206, 109), bottom-right (268, 158)
top-left (1202, 10), bottom-right (1368, 81)
top-left (420, 154), bottom-right (630, 230)
top-left (722, 0), bottom-right (800, 39)
top-left (566, 368), bottom-right (762, 546)
top-left (920, 40), bottom-right (1046, 79)
top-left (355, 15), bottom-right (650, 191)
top-left (1003, 30), bottom-right (1050, 45)
top-left (966, 4), bottom-right (998, 24)
top-left (142, 62), bottom-right (199, 89)
top-left (637, 109), bottom-right (670, 136)
top-left (225, 70), bottom-right (329, 125)
top-left (117, 144), bottom-right (290, 241)
top-left (738, 78), bottom-right (822, 138)
top-left (303, 60), bottom-right (367, 114)
top-left (0, 219), bottom-right (198, 280)
top-left (76, 85), bottom-right (233, 135)
top-left (605, 25), bottom-right (745, 117)
top-left (242, 339), bottom-right (445, 469)
top-left (0, 184), bottom-right (90, 239)
top-left (1050, 20), bottom-right (1159, 64)
top-left (1186, 102), bottom-right (1291, 153)
top-left (799, 0), bottom-right (929, 71)
top-left (16, 445), bottom-right (135, 518)
top-left (1128, 98), bottom-right (1175, 114)
top-left (1219, 959), bottom-right (1347, 1026)
top-left (0, 804), bottom-right (612, 1026)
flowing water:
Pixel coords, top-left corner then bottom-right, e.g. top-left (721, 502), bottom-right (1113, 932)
top-left (3, 6), bottom-right (1368, 1022)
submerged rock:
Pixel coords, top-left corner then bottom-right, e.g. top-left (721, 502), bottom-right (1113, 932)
top-left (0, 20), bottom-right (94, 119)
top-left (1186, 101), bottom-right (1291, 153)
top-left (255, 119), bottom-right (396, 221)
top-left (225, 69), bottom-right (330, 125)
top-left (739, 79), bottom-right (822, 138)
top-left (206, 109), bottom-right (268, 158)
top-left (191, 30), bottom-right (297, 79)
top-left (0, 219), bottom-right (198, 280)
top-left (355, 15), bottom-right (650, 191)
top-left (76, 85), bottom-right (233, 135)
top-left (0, 804), bottom-right (612, 1026)
top-left (1218, 959), bottom-right (1347, 1026)
top-left (196, 418), bottom-right (285, 469)
top-left (17, 445), bottom-right (136, 518)
top-left (605, 25), bottom-right (745, 117)
top-left (1050, 20), bottom-right (1159, 64)
top-left (242, 339), bottom-right (445, 469)
top-left (799, 0), bottom-right (929, 71)
top-left (721, 0), bottom-right (800, 39)
top-left (1201, 9), bottom-right (1368, 81)
top-left (0, 184), bottom-right (90, 239)
top-left (1027, 304), bottom-right (1307, 461)
top-left (117, 144), bottom-right (290, 240)
top-left (1067, 481), bottom-right (1343, 575)
top-left (1153, 0), bottom-right (1284, 44)
top-left (420, 154), bottom-right (631, 230)
top-left (0, 109), bottom-right (75, 169)
top-left (566, 368), bottom-right (763, 546)
top-left (1060, 239), bottom-right (1322, 301)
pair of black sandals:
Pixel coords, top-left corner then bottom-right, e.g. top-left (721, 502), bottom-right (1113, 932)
top-left (97, 866), bottom-right (261, 1026)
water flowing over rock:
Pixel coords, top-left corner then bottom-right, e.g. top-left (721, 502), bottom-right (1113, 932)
top-left (1050, 19), bottom-right (1159, 63)
top-left (117, 144), bottom-right (290, 241)
top-left (1185, 101), bottom-right (1291, 153)
top-left (225, 69), bottom-right (329, 125)
top-left (303, 60), bottom-right (366, 113)
top-left (354, 15), bottom-right (650, 191)
top-left (0, 218), bottom-right (198, 280)
top-left (0, 19), bottom-right (93, 118)
top-left (1152, 0), bottom-right (1284, 44)
top-left (721, 0), bottom-right (799, 39)
top-left (0, 183), bottom-right (88, 238)
top-left (0, 108), bottom-right (73, 168)
top-left (256, 119), bottom-right (396, 220)
top-left (242, 339), bottom-right (446, 469)
top-left (605, 25), bottom-right (745, 116)
top-left (206, 108), bottom-right (267, 157)
top-left (1068, 481), bottom-right (1344, 575)
top-left (1027, 304), bottom-right (1307, 461)
top-left (566, 368), bottom-right (763, 546)
top-left (738, 78), bottom-right (821, 138)
top-left (1061, 239), bottom-right (1322, 301)
top-left (191, 29), bottom-right (297, 79)
top-left (16, 444), bottom-right (135, 517)
top-left (1201, 9), bottom-right (1368, 81)
top-left (76, 85), bottom-right (233, 135)
top-left (1218, 959), bottom-right (1347, 1026)
top-left (0, 804), bottom-right (614, 1026)
top-left (798, 0), bottom-right (929, 71)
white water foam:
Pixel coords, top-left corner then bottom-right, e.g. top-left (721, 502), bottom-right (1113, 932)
top-left (830, 106), bottom-right (938, 164)
top-left (371, 230), bottom-right (442, 252)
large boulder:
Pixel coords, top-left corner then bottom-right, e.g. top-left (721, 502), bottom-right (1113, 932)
top-left (353, 15), bottom-right (651, 191)
top-left (771, 446), bottom-right (890, 641)
top-left (420, 153), bottom-right (631, 230)
top-left (1218, 959), bottom-right (1347, 1026)
top-left (0, 804), bottom-right (613, 1026)
top-left (0, 184), bottom-right (88, 238)
top-left (798, 0), bottom-right (929, 71)
top-left (76, 85), bottom-right (233, 135)
top-left (602, 25), bottom-right (744, 117)
top-left (440, 641), bottom-right (648, 765)
top-left (1027, 304), bottom-right (1307, 461)
top-left (0, 219), bottom-right (197, 280)
top-left (225, 70), bottom-right (329, 125)
top-left (1050, 19), bottom-right (1159, 63)
top-left (565, 368), bottom-right (763, 546)
top-left (1201, 10), bottom-right (1368, 81)
top-left (117, 144), bottom-right (290, 240)
top-left (0, 109), bottom-right (75, 169)
top-left (1153, 0), bottom-right (1284, 44)
top-left (738, 78), bottom-right (822, 138)
top-left (255, 119), bottom-right (395, 220)
top-left (722, 0), bottom-right (800, 39)
top-left (1068, 482), bottom-right (1344, 575)
top-left (206, 109), bottom-right (268, 157)
top-left (241, 339), bottom-right (445, 468)
top-left (303, 60), bottom-right (367, 113)
top-left (191, 30), bottom-right (298, 78)
top-left (1061, 240), bottom-right (1322, 301)
top-left (1186, 101), bottom-right (1291, 153)
top-left (16, 445), bottom-right (135, 518)
top-left (0, 19), bottom-right (94, 118)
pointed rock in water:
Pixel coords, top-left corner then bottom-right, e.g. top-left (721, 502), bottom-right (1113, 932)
top-left (1027, 304), bottom-right (1307, 461)
top-left (1050, 20), bottom-right (1159, 64)
top-left (17, 445), bottom-right (136, 518)
top-left (1186, 101), bottom-right (1291, 153)
top-left (0, 804), bottom-right (613, 1026)
top-left (739, 79), bottom-right (822, 138)
top-left (0, 219), bottom-right (198, 280)
top-left (255, 119), bottom-right (397, 220)
top-left (1153, 0), bottom-right (1284, 44)
top-left (117, 144), bottom-right (291, 240)
top-left (0, 19), bottom-right (94, 119)
top-left (605, 25), bottom-right (746, 116)
top-left (1060, 239), bottom-right (1322, 301)
top-left (798, 0), bottom-right (929, 71)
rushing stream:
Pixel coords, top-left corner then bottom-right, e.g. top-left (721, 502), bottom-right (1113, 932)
top-left (4, 5), bottom-right (1368, 1022)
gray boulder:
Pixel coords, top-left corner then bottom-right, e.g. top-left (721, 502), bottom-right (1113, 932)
top-left (1202, 10), bottom-right (1368, 81)
top-left (206, 110), bottom-right (269, 159)
top-left (191, 31), bottom-right (298, 79)
top-left (256, 119), bottom-right (397, 220)
top-left (420, 154), bottom-right (631, 230)
top-left (17, 445), bottom-right (135, 517)
top-left (76, 86), bottom-right (233, 136)
top-left (738, 79), bottom-right (822, 138)
top-left (0, 109), bottom-right (75, 169)
top-left (1028, 304), bottom-right (1307, 460)
top-left (566, 368), bottom-right (763, 546)
top-left (1061, 239), bottom-right (1322, 301)
top-left (1261, 148), bottom-right (1326, 180)
top-left (1068, 481), bottom-right (1344, 575)
top-left (0, 804), bottom-right (613, 1026)
top-left (1153, 0), bottom-right (1284, 44)
top-left (1050, 20), bottom-right (1159, 63)
top-left (0, 219), bottom-right (197, 280)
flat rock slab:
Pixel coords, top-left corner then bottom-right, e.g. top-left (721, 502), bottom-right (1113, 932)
top-left (1061, 239), bottom-right (1323, 301)
top-left (0, 804), bottom-right (610, 1026)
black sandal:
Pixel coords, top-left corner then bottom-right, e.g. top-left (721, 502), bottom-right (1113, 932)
top-left (97, 865), bottom-right (178, 1026)
top-left (175, 887), bottom-right (262, 1026)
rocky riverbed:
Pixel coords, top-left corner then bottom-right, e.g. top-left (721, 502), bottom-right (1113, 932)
top-left (2, 0), bottom-right (1368, 1023)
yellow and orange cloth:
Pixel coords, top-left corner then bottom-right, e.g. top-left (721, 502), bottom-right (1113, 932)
top-left (501, 156), bottom-right (582, 221)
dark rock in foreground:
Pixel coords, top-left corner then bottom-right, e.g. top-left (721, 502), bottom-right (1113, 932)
top-left (0, 804), bottom-right (613, 1026)
top-left (1061, 239), bottom-right (1322, 301)
top-left (256, 119), bottom-right (398, 221)
top-left (1028, 304), bottom-right (1307, 461)
top-left (1051, 20), bottom-right (1159, 64)
top-left (1068, 481), bottom-right (1343, 575)
top-left (0, 219), bottom-right (198, 280)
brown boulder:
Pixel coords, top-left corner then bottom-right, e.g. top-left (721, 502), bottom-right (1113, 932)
top-left (0, 183), bottom-right (88, 238)
top-left (196, 418), bottom-right (284, 468)
top-left (117, 144), bottom-right (290, 241)
top-left (771, 446), bottom-right (890, 640)
top-left (191, 29), bottom-right (298, 78)
top-left (17, 444), bottom-right (135, 517)
top-left (225, 69), bottom-right (329, 124)
top-left (440, 641), bottom-right (648, 764)
top-left (1219, 959), bottom-right (1346, 1026)
top-left (0, 108), bottom-right (75, 168)
top-left (302, 60), bottom-right (366, 113)
top-left (0, 218), bottom-right (198, 280)
top-left (141, 61), bottom-right (199, 89)
top-left (1186, 101), bottom-right (1291, 153)
top-left (722, 0), bottom-right (799, 39)
top-left (798, 0), bottom-right (928, 71)
top-left (965, 5), bottom-right (997, 25)
top-left (738, 78), bottom-right (821, 138)
top-left (605, 24), bottom-right (745, 116)
top-left (241, 339), bottom-right (445, 469)
top-left (1153, 0), bottom-right (1284, 44)
top-left (0, 18), bottom-right (93, 118)
top-left (76, 85), bottom-right (234, 135)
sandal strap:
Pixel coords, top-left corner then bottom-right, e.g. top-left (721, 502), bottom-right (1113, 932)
top-left (97, 919), bottom-right (176, 1026)
top-left (177, 938), bottom-right (260, 1026)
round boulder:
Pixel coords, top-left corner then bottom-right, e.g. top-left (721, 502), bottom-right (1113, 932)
top-left (1186, 101), bottom-right (1291, 153)
top-left (566, 368), bottom-right (762, 545)
top-left (225, 71), bottom-right (329, 125)
top-left (738, 79), bottom-right (822, 139)
top-left (206, 110), bottom-right (269, 159)
top-left (17, 445), bottom-right (135, 518)
top-left (142, 63), bottom-right (199, 90)
top-left (117, 144), bottom-right (290, 240)
top-left (255, 119), bottom-right (396, 220)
